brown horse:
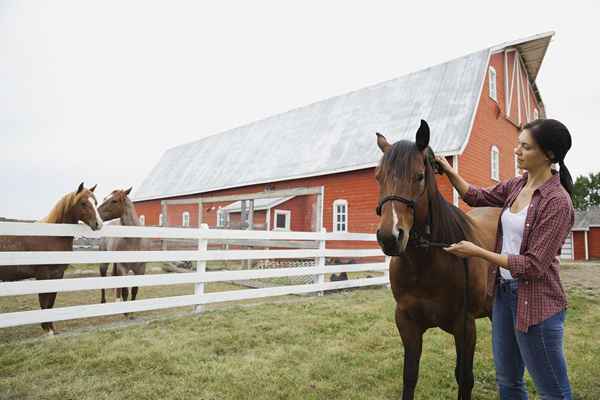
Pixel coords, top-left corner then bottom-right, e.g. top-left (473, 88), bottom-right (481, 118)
top-left (0, 183), bottom-right (103, 334)
top-left (374, 120), bottom-right (501, 400)
top-left (97, 187), bottom-right (147, 308)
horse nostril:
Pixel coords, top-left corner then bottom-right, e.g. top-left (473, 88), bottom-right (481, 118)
top-left (396, 229), bottom-right (404, 243)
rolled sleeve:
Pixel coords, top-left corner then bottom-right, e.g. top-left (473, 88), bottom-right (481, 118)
top-left (461, 177), bottom-right (519, 208)
top-left (508, 196), bottom-right (574, 280)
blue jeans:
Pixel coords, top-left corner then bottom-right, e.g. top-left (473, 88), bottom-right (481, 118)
top-left (492, 279), bottom-right (572, 399)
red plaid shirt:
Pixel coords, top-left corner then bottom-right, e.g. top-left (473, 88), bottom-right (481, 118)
top-left (463, 171), bottom-right (574, 332)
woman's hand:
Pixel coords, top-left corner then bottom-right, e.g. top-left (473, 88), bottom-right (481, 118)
top-left (434, 155), bottom-right (453, 175)
top-left (443, 240), bottom-right (484, 258)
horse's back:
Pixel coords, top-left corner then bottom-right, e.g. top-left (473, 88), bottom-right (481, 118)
top-left (465, 207), bottom-right (501, 251)
top-left (0, 235), bottom-right (72, 281)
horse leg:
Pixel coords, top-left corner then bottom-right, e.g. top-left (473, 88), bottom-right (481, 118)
top-left (38, 292), bottom-right (58, 335)
top-left (453, 316), bottom-right (476, 400)
top-left (395, 306), bottom-right (424, 400)
top-left (131, 263), bottom-right (145, 301)
top-left (99, 263), bottom-right (109, 303)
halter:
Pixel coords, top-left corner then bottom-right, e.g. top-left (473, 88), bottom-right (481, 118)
top-left (375, 163), bottom-right (450, 249)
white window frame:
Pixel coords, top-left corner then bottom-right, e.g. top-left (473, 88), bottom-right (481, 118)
top-left (273, 209), bottom-right (291, 231)
top-left (488, 66), bottom-right (498, 102)
top-left (491, 145), bottom-right (500, 181)
top-left (216, 207), bottom-right (227, 227)
top-left (139, 215), bottom-right (145, 226)
top-left (333, 199), bottom-right (348, 233)
top-left (182, 211), bottom-right (190, 227)
top-left (159, 213), bottom-right (164, 227)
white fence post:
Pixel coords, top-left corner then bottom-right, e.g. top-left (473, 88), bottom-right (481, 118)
top-left (316, 227), bottom-right (326, 296)
top-left (384, 256), bottom-right (391, 288)
top-left (194, 223), bottom-right (209, 313)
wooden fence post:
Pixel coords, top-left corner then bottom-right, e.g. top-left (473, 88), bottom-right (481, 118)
top-left (194, 223), bottom-right (209, 314)
top-left (316, 227), bottom-right (326, 296)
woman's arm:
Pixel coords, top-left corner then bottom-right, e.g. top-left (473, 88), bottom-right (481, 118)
top-left (445, 195), bottom-right (574, 280)
top-left (435, 155), bottom-right (516, 208)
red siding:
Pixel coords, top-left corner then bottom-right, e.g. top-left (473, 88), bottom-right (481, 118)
top-left (573, 231), bottom-right (586, 261)
top-left (589, 228), bottom-right (600, 259)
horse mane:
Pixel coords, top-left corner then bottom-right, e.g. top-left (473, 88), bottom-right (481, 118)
top-left (380, 141), bottom-right (476, 245)
top-left (39, 192), bottom-right (81, 224)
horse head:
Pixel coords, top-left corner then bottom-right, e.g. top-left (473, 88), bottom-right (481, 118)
top-left (98, 187), bottom-right (133, 222)
top-left (374, 120), bottom-right (441, 256)
top-left (71, 182), bottom-right (103, 231)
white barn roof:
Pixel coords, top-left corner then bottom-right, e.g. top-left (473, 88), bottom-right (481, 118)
top-left (135, 34), bottom-right (553, 202)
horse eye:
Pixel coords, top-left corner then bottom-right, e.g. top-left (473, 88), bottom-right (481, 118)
top-left (416, 173), bottom-right (425, 182)
top-left (112, 200), bottom-right (118, 204)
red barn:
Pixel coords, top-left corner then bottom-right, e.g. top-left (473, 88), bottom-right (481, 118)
top-left (568, 207), bottom-right (600, 261)
top-left (133, 32), bottom-right (558, 250)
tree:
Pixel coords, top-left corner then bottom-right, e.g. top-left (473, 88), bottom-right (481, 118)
top-left (572, 172), bottom-right (600, 211)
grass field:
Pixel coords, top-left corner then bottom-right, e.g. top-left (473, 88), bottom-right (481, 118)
top-left (0, 263), bottom-right (599, 399)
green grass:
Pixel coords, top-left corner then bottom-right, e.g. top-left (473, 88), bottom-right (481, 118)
top-left (1, 285), bottom-right (599, 399)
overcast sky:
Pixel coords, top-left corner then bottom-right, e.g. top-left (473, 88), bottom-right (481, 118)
top-left (1, 1), bottom-right (599, 219)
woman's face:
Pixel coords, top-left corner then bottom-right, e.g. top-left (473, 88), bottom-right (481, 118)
top-left (514, 129), bottom-right (552, 172)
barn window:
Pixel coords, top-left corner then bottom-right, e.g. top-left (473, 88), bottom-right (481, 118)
top-left (139, 215), bottom-right (145, 226)
top-left (182, 211), bottom-right (190, 227)
top-left (488, 66), bottom-right (497, 102)
top-left (159, 213), bottom-right (164, 226)
top-left (533, 108), bottom-right (539, 120)
top-left (216, 207), bottom-right (227, 227)
top-left (274, 210), bottom-right (291, 231)
top-left (491, 146), bottom-right (500, 181)
top-left (333, 199), bottom-right (348, 232)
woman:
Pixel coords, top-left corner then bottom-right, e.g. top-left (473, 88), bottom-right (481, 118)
top-left (436, 119), bottom-right (575, 399)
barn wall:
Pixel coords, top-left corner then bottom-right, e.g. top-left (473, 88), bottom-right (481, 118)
top-left (588, 228), bottom-right (600, 259)
top-left (573, 231), bottom-right (587, 260)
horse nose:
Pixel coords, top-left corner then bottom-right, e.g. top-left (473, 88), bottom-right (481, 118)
top-left (95, 220), bottom-right (103, 231)
top-left (376, 229), bottom-right (402, 256)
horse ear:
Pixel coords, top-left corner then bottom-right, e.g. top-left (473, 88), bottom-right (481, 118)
top-left (415, 120), bottom-right (430, 152)
top-left (124, 187), bottom-right (132, 196)
top-left (376, 132), bottom-right (392, 153)
top-left (77, 182), bottom-right (84, 194)
top-left (89, 184), bottom-right (97, 192)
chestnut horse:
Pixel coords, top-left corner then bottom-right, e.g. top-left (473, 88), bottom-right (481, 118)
top-left (0, 183), bottom-right (103, 334)
top-left (97, 187), bottom-right (147, 308)
top-left (374, 120), bottom-right (501, 400)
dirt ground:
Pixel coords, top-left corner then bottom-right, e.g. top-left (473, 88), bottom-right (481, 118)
top-left (560, 261), bottom-right (600, 295)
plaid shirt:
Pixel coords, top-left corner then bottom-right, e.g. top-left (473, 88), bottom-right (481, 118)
top-left (463, 171), bottom-right (574, 332)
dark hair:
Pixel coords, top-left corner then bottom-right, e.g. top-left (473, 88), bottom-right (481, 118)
top-left (523, 118), bottom-right (573, 197)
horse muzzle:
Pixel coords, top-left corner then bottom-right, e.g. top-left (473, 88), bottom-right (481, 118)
top-left (376, 228), bottom-right (406, 256)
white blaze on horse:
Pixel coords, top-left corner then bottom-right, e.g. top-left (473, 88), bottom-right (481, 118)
top-left (97, 187), bottom-right (148, 311)
top-left (0, 183), bottom-right (102, 335)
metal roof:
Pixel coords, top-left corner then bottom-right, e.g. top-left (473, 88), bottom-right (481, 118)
top-left (221, 197), bottom-right (293, 213)
top-left (573, 207), bottom-right (600, 231)
top-left (134, 34), bottom-right (553, 202)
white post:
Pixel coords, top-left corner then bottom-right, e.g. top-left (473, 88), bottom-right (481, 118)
top-left (194, 223), bottom-right (209, 314)
top-left (384, 256), bottom-right (391, 288)
top-left (316, 227), bottom-right (326, 296)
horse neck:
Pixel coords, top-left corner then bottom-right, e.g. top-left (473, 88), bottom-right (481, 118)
top-left (39, 194), bottom-right (78, 224)
top-left (120, 198), bottom-right (140, 226)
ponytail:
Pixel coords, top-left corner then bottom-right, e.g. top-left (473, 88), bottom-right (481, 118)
top-left (558, 159), bottom-right (573, 198)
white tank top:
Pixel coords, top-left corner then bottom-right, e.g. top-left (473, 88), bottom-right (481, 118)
top-left (499, 204), bottom-right (529, 280)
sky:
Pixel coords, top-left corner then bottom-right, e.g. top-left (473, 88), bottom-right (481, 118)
top-left (1, 1), bottom-right (599, 219)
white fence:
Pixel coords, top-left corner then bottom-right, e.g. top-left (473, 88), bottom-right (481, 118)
top-left (0, 222), bottom-right (387, 328)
